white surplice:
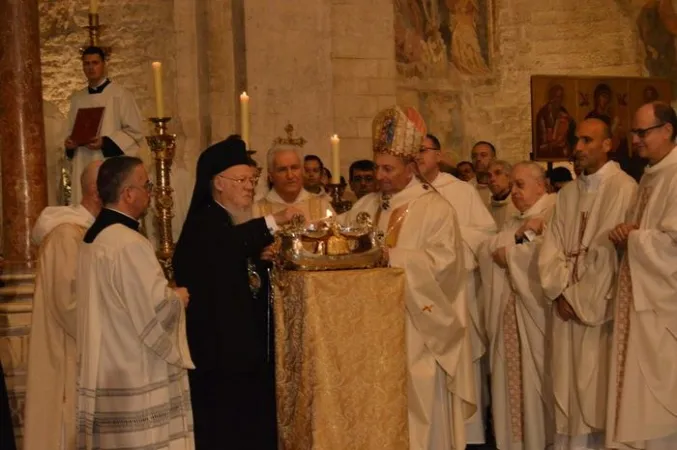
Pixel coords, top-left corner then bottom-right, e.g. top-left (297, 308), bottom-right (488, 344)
top-left (606, 146), bottom-right (677, 450)
top-left (470, 178), bottom-right (492, 209)
top-left (24, 205), bottom-right (95, 450)
top-left (67, 81), bottom-right (144, 204)
top-left (76, 224), bottom-right (194, 450)
top-left (477, 193), bottom-right (556, 450)
top-left (252, 188), bottom-right (334, 221)
top-left (432, 172), bottom-right (497, 444)
top-left (539, 161), bottom-right (637, 450)
top-left (342, 178), bottom-right (476, 450)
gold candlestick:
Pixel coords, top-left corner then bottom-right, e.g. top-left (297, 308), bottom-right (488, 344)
top-left (80, 13), bottom-right (112, 55)
top-left (146, 117), bottom-right (177, 280)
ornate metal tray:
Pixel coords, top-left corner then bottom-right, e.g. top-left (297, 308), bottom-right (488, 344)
top-left (276, 212), bottom-right (384, 271)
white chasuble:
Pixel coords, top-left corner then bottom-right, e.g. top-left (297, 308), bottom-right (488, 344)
top-left (539, 161), bottom-right (637, 449)
top-left (606, 146), bottom-right (677, 450)
top-left (67, 82), bottom-right (144, 204)
top-left (432, 172), bottom-right (497, 444)
top-left (76, 225), bottom-right (194, 450)
top-left (24, 205), bottom-right (94, 450)
top-left (342, 178), bottom-right (476, 450)
top-left (252, 188), bottom-right (334, 222)
top-left (477, 193), bottom-right (556, 450)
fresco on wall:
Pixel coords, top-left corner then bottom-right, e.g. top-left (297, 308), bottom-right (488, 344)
top-left (394, 0), bottom-right (493, 79)
top-left (636, 0), bottom-right (677, 91)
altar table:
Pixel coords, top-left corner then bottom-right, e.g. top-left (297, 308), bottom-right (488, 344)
top-left (274, 267), bottom-right (409, 450)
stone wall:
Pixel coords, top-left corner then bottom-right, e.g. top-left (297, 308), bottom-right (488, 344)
top-left (396, 0), bottom-right (645, 164)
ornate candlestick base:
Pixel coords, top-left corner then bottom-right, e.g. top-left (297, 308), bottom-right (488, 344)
top-left (80, 13), bottom-right (112, 55)
top-left (325, 183), bottom-right (352, 214)
top-left (146, 117), bottom-right (177, 280)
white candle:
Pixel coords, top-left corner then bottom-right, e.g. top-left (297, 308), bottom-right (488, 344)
top-left (330, 134), bottom-right (340, 184)
top-left (151, 62), bottom-right (165, 118)
top-left (240, 92), bottom-right (250, 148)
top-left (89, 0), bottom-right (99, 14)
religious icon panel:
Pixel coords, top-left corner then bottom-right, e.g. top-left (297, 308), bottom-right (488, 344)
top-left (531, 75), bottom-right (673, 179)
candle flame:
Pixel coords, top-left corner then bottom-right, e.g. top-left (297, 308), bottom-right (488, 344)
top-left (240, 91), bottom-right (249, 99)
top-left (152, 61), bottom-right (161, 69)
top-left (325, 209), bottom-right (333, 217)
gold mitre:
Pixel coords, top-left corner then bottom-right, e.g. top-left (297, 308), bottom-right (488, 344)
top-left (272, 123), bottom-right (307, 148)
top-left (372, 105), bottom-right (427, 158)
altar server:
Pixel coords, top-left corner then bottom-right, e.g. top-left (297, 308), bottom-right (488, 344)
top-left (64, 46), bottom-right (143, 204)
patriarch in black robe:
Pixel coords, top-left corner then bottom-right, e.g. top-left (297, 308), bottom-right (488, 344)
top-left (173, 135), bottom-right (300, 450)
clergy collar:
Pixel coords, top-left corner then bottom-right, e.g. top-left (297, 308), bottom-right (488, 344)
top-left (491, 194), bottom-right (512, 207)
top-left (644, 145), bottom-right (677, 175)
top-left (88, 78), bottom-right (111, 94)
top-left (265, 187), bottom-right (311, 205)
top-left (83, 207), bottom-right (140, 244)
top-left (517, 193), bottom-right (555, 219)
top-left (491, 189), bottom-right (511, 202)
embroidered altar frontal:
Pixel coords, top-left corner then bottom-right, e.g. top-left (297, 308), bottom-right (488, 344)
top-left (274, 268), bottom-right (408, 450)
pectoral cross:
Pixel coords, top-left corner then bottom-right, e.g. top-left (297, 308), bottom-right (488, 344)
top-left (565, 212), bottom-right (589, 285)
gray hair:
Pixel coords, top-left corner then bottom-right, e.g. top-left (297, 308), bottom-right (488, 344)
top-left (512, 161), bottom-right (547, 185)
top-left (266, 144), bottom-right (304, 171)
top-left (488, 159), bottom-right (513, 174)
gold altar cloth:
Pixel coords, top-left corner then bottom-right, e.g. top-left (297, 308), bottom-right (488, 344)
top-left (274, 268), bottom-right (409, 450)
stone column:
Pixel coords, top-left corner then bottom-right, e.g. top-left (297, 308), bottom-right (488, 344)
top-left (0, 0), bottom-right (49, 447)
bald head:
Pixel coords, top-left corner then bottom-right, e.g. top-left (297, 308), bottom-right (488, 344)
top-left (80, 160), bottom-right (102, 200)
top-left (574, 118), bottom-right (612, 174)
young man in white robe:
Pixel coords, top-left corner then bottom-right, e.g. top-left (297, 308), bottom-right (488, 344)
top-left (342, 106), bottom-right (476, 450)
top-left (477, 161), bottom-right (556, 450)
top-left (253, 137), bottom-right (333, 221)
top-left (469, 141), bottom-right (497, 209)
top-left (416, 133), bottom-right (496, 445)
top-left (487, 160), bottom-right (520, 230)
top-left (64, 46), bottom-right (143, 205)
top-left (539, 118), bottom-right (637, 450)
top-left (606, 101), bottom-right (677, 450)
top-left (23, 161), bottom-right (102, 450)
top-left (76, 156), bottom-right (194, 450)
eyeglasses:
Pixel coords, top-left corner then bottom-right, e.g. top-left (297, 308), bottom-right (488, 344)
top-left (419, 146), bottom-right (440, 153)
top-left (631, 123), bottom-right (666, 139)
top-left (219, 175), bottom-right (259, 186)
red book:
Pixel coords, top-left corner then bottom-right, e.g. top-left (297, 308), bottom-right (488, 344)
top-left (70, 107), bottom-right (105, 146)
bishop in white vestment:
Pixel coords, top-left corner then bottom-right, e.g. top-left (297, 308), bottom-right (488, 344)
top-left (539, 119), bottom-right (637, 450)
top-left (477, 162), bottom-right (556, 450)
top-left (76, 157), bottom-right (194, 450)
top-left (606, 102), bottom-right (677, 450)
top-left (252, 128), bottom-right (333, 221)
top-left (24, 162), bottom-right (101, 450)
top-left (65, 47), bottom-right (143, 205)
top-left (343, 106), bottom-right (476, 450)
top-left (417, 134), bottom-right (497, 444)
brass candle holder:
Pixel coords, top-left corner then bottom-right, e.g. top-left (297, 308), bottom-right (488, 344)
top-left (325, 183), bottom-right (352, 214)
top-left (80, 13), bottom-right (112, 55)
top-left (146, 117), bottom-right (177, 280)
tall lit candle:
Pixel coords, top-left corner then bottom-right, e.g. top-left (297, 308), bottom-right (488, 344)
top-left (240, 92), bottom-right (250, 148)
top-left (89, 0), bottom-right (99, 14)
top-left (151, 62), bottom-right (165, 118)
top-left (330, 134), bottom-right (341, 184)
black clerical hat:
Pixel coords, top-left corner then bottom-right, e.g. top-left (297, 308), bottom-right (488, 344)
top-left (185, 135), bottom-right (252, 218)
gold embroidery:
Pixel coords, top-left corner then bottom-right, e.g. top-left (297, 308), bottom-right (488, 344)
top-left (503, 293), bottom-right (523, 442)
top-left (613, 186), bottom-right (652, 431)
